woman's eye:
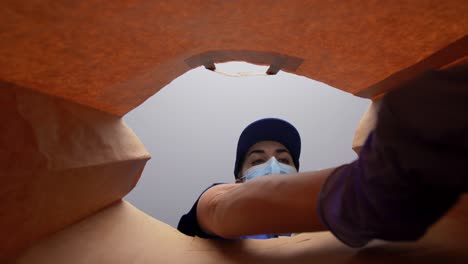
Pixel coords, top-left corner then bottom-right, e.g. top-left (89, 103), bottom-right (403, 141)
top-left (278, 158), bottom-right (291, 165)
top-left (251, 159), bottom-right (265, 166)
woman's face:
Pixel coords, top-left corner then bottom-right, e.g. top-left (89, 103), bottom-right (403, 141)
top-left (240, 140), bottom-right (294, 178)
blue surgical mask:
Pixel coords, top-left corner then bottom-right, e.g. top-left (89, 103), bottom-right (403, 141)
top-left (241, 157), bottom-right (297, 182)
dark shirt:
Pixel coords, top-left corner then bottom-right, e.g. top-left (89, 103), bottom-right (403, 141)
top-left (318, 65), bottom-right (468, 247)
top-left (177, 183), bottom-right (224, 239)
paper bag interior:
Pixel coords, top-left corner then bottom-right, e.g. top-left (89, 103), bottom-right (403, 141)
top-left (1, 1), bottom-right (467, 262)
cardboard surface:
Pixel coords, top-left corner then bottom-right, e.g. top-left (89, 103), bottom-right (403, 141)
top-left (352, 99), bottom-right (381, 154)
top-left (1, 1), bottom-right (466, 116)
top-left (17, 197), bottom-right (468, 264)
top-left (0, 85), bottom-right (150, 261)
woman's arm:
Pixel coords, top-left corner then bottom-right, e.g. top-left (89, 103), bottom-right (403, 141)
top-left (196, 168), bottom-right (337, 238)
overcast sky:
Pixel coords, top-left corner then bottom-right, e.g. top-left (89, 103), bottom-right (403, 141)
top-left (123, 62), bottom-right (370, 228)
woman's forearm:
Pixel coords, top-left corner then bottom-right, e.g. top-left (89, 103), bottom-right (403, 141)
top-left (197, 168), bottom-right (337, 238)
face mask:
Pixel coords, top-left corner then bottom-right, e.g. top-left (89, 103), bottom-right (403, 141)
top-left (241, 157), bottom-right (297, 182)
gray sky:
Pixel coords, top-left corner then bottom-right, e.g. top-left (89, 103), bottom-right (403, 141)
top-left (123, 62), bottom-right (370, 227)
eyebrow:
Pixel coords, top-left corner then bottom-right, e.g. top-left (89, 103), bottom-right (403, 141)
top-left (246, 148), bottom-right (290, 158)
